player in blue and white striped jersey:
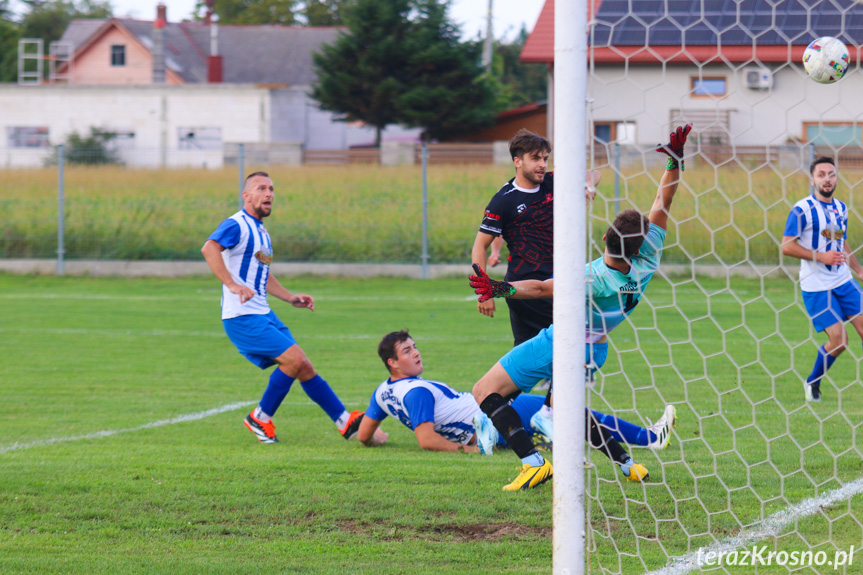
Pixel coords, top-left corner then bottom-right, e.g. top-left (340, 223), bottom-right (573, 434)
top-left (782, 157), bottom-right (863, 402)
top-left (357, 330), bottom-right (660, 456)
top-left (357, 330), bottom-right (544, 453)
top-left (202, 171), bottom-right (383, 445)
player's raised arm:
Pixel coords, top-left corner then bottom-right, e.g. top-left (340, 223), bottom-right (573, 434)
top-left (469, 264), bottom-right (554, 301)
top-left (649, 124), bottom-right (692, 231)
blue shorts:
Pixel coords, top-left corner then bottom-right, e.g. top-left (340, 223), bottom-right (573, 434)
top-left (499, 325), bottom-right (609, 392)
top-left (222, 311), bottom-right (297, 369)
top-left (803, 280), bottom-right (863, 332)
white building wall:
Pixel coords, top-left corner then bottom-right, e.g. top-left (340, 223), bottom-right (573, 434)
top-left (0, 84), bottom-right (424, 168)
top-left (0, 84), bottom-right (274, 168)
top-left (589, 63), bottom-right (863, 148)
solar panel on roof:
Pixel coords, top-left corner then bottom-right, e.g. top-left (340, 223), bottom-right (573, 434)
top-left (591, 0), bottom-right (863, 46)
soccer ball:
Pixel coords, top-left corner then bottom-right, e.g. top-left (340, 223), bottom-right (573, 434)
top-left (803, 37), bottom-right (850, 84)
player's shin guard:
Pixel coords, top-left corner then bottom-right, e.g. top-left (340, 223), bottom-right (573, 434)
top-left (480, 393), bottom-right (538, 459)
top-left (300, 374), bottom-right (346, 422)
top-left (259, 367), bottom-right (296, 417)
top-left (585, 409), bottom-right (629, 465)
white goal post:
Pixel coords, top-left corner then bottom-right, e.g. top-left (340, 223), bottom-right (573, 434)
top-left (551, 0), bottom-right (863, 573)
top-left (552, 0), bottom-right (589, 574)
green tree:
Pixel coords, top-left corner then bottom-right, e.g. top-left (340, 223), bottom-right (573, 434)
top-left (302, 0), bottom-right (344, 26)
top-left (396, 0), bottom-right (497, 141)
top-left (54, 127), bottom-right (120, 165)
top-left (19, 0), bottom-right (110, 46)
top-left (0, 1), bottom-right (20, 82)
top-left (311, 0), bottom-right (414, 146)
top-left (194, 0), bottom-right (344, 26)
top-left (490, 27), bottom-right (547, 109)
top-left (193, 0), bottom-right (299, 25)
top-left (312, 0), bottom-right (496, 145)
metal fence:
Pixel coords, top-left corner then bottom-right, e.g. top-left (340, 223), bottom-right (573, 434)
top-left (0, 142), bottom-right (502, 169)
top-left (1, 140), bottom-right (842, 276)
top-left (0, 141), bottom-right (512, 277)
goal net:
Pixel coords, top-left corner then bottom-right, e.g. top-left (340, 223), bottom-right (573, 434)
top-left (581, 1), bottom-right (863, 573)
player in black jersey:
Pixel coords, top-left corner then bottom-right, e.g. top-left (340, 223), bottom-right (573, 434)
top-left (471, 129), bottom-right (600, 448)
top-left (471, 129), bottom-right (555, 346)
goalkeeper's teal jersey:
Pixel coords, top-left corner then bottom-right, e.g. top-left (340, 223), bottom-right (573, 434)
top-left (585, 223), bottom-right (666, 343)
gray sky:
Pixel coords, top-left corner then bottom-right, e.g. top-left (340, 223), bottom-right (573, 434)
top-left (16, 0), bottom-right (543, 42)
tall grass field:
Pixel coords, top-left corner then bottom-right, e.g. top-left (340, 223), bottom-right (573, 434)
top-left (3, 162), bottom-right (859, 264)
top-left (2, 273), bottom-right (861, 574)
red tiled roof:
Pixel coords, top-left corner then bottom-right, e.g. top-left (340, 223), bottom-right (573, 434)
top-left (520, 0), bottom-right (553, 63)
top-left (521, 0), bottom-right (603, 64)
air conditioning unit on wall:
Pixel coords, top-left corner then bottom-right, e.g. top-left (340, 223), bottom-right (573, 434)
top-left (744, 67), bottom-right (773, 89)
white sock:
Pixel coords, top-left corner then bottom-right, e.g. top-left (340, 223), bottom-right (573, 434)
top-left (254, 406), bottom-right (272, 422)
top-left (539, 405), bottom-right (553, 418)
top-left (335, 411), bottom-right (350, 430)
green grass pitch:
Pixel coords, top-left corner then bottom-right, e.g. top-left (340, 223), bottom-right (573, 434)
top-left (1, 273), bottom-right (861, 574)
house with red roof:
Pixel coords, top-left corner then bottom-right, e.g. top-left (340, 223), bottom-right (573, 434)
top-left (522, 0), bottom-right (862, 154)
top-left (0, 5), bottom-right (419, 167)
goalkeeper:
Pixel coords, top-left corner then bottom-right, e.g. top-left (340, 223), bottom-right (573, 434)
top-left (469, 125), bottom-right (691, 491)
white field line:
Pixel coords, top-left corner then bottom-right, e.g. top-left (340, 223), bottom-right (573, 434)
top-left (0, 400), bottom-right (257, 455)
top-left (645, 476), bottom-right (863, 575)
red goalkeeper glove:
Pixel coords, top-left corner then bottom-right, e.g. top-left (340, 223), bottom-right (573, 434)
top-left (656, 124), bottom-right (692, 171)
top-left (470, 263), bottom-right (516, 302)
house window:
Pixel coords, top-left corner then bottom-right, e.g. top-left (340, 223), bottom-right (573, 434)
top-left (111, 45), bottom-right (125, 67)
top-left (691, 77), bottom-right (726, 97)
top-left (593, 122), bottom-right (636, 145)
top-left (595, 123), bottom-right (614, 144)
top-left (178, 127), bottom-right (222, 150)
top-left (6, 126), bottom-right (49, 148)
top-left (804, 123), bottom-right (862, 147)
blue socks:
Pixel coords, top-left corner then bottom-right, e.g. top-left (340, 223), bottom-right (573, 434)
top-left (258, 370), bottom-right (346, 424)
top-left (259, 368), bottom-right (296, 417)
top-left (300, 374), bottom-right (346, 422)
top-left (592, 410), bottom-right (652, 447)
top-left (807, 345), bottom-right (837, 385)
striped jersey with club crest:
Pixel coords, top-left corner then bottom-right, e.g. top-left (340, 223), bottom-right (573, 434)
top-left (207, 209), bottom-right (274, 319)
top-left (784, 195), bottom-right (850, 292)
top-left (367, 377), bottom-right (481, 446)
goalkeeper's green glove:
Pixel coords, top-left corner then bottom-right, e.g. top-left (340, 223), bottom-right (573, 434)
top-left (470, 263), bottom-right (516, 302)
